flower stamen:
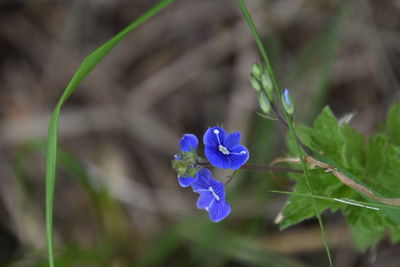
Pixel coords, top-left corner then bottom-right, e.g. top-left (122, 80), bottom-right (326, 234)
top-left (218, 145), bottom-right (230, 155)
top-left (208, 186), bottom-right (220, 201)
top-left (213, 129), bottom-right (222, 145)
top-left (231, 151), bottom-right (247, 155)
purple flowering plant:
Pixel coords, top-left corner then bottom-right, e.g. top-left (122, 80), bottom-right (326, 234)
top-left (171, 58), bottom-right (307, 223)
top-left (171, 58), bottom-right (400, 262)
top-left (172, 126), bottom-right (249, 222)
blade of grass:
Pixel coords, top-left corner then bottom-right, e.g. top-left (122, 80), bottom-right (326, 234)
top-left (236, 1), bottom-right (333, 265)
top-left (45, 1), bottom-right (174, 266)
top-left (271, 190), bottom-right (400, 211)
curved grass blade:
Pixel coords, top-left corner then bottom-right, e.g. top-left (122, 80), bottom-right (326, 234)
top-left (236, 0), bottom-right (333, 265)
top-left (45, 1), bottom-right (174, 266)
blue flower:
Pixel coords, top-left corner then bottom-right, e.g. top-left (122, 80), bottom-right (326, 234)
top-left (192, 168), bottom-right (231, 222)
top-left (180, 134), bottom-right (198, 152)
top-left (203, 126), bottom-right (249, 169)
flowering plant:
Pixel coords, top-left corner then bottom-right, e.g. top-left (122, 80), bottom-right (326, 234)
top-left (172, 126), bottom-right (249, 222)
top-left (171, 61), bottom-right (400, 256)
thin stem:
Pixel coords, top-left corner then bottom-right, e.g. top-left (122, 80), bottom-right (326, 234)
top-left (287, 119), bottom-right (333, 265)
top-left (197, 162), bottom-right (303, 174)
top-left (270, 102), bottom-right (313, 155)
top-left (225, 170), bottom-right (238, 185)
top-left (236, 0), bottom-right (332, 265)
top-left (270, 102), bottom-right (288, 128)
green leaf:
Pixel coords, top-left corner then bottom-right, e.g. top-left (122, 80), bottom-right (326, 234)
top-left (44, 1), bottom-right (174, 266)
top-left (279, 171), bottom-right (334, 229)
top-left (311, 107), bottom-right (346, 164)
top-left (281, 104), bottom-right (400, 250)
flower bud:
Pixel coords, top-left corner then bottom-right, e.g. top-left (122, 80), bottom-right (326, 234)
top-left (261, 73), bottom-right (272, 91)
top-left (261, 73), bottom-right (274, 101)
top-left (171, 151), bottom-right (198, 177)
top-left (186, 166), bottom-right (198, 178)
top-left (249, 74), bottom-right (262, 91)
top-left (251, 63), bottom-right (263, 77)
top-left (258, 91), bottom-right (271, 114)
top-left (281, 88), bottom-right (295, 115)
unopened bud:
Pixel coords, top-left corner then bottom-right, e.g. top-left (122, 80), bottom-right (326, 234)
top-left (251, 63), bottom-right (263, 77)
top-left (281, 88), bottom-right (295, 115)
top-left (261, 73), bottom-right (274, 100)
top-left (261, 73), bottom-right (272, 91)
top-left (186, 166), bottom-right (198, 178)
top-left (259, 92), bottom-right (271, 114)
top-left (249, 74), bottom-right (262, 91)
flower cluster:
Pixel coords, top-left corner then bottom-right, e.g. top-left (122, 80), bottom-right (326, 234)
top-left (172, 126), bottom-right (249, 222)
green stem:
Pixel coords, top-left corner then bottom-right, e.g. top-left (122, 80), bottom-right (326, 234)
top-left (198, 162), bottom-right (303, 173)
top-left (236, 0), bottom-right (332, 265)
top-left (287, 118), bottom-right (333, 266)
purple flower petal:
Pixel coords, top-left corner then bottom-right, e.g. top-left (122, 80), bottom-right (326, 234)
top-left (178, 176), bottom-right (196, 188)
top-left (180, 134), bottom-right (198, 152)
top-left (205, 145), bottom-right (231, 169)
top-left (208, 200), bottom-right (231, 222)
top-left (228, 145), bottom-right (249, 169)
top-left (224, 131), bottom-right (241, 149)
top-left (209, 177), bottom-right (225, 200)
top-left (203, 126), bottom-right (226, 146)
top-left (191, 168), bottom-right (212, 192)
top-left (197, 192), bottom-right (214, 209)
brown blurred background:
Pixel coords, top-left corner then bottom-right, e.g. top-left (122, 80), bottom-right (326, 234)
top-left (0, 0), bottom-right (400, 266)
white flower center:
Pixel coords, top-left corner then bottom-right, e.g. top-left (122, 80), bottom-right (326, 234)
top-left (208, 186), bottom-right (220, 201)
top-left (218, 145), bottom-right (230, 155)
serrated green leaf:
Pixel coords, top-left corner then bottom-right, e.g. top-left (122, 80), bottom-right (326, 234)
top-left (348, 222), bottom-right (385, 251)
top-left (311, 107), bottom-right (346, 164)
top-left (280, 171), bottom-right (333, 229)
top-left (280, 104), bottom-right (400, 250)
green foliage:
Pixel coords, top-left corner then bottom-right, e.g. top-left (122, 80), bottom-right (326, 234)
top-left (280, 104), bottom-right (400, 250)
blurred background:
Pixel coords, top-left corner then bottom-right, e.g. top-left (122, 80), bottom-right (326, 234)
top-left (1, 0), bottom-right (400, 266)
